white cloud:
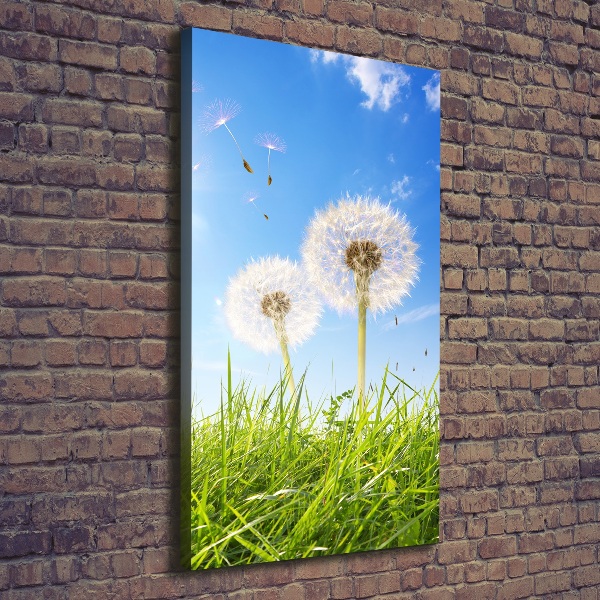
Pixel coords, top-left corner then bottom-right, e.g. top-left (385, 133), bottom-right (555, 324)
top-left (401, 113), bottom-right (409, 124)
top-left (322, 50), bottom-right (341, 64)
top-left (383, 304), bottom-right (439, 330)
top-left (423, 72), bottom-right (440, 112)
top-left (347, 57), bottom-right (410, 111)
top-left (312, 51), bottom-right (410, 112)
top-left (391, 175), bottom-right (412, 201)
top-left (427, 159), bottom-right (440, 171)
top-left (387, 153), bottom-right (395, 164)
top-left (310, 49), bottom-right (340, 64)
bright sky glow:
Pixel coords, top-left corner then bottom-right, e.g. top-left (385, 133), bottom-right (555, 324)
top-left (188, 29), bottom-right (440, 415)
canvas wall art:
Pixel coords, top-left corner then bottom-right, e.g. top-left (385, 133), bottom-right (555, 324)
top-left (181, 27), bottom-right (441, 570)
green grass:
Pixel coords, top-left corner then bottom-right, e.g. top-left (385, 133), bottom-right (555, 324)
top-left (189, 361), bottom-right (439, 569)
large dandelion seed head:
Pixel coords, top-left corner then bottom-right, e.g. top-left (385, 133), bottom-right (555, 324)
top-left (301, 194), bottom-right (419, 315)
top-left (254, 132), bottom-right (287, 153)
top-left (224, 257), bottom-right (322, 354)
top-left (201, 99), bottom-right (241, 133)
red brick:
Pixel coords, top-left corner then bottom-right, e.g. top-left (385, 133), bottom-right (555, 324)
top-left (438, 540), bottom-right (477, 564)
top-left (375, 7), bottom-right (418, 34)
top-left (84, 311), bottom-right (143, 338)
top-left (44, 248), bottom-right (77, 275)
top-left (114, 370), bottom-right (167, 399)
top-left (420, 17), bottom-right (461, 42)
top-left (107, 105), bottom-right (168, 135)
top-left (0, 32), bottom-right (58, 61)
top-left (124, 77), bottom-right (152, 105)
top-left (141, 195), bottom-right (170, 222)
top-left (0, 154), bottom-right (34, 183)
top-left (95, 73), bottom-right (124, 101)
top-left (136, 166), bottom-right (173, 192)
top-left (120, 46), bottom-right (156, 76)
top-left (10, 188), bottom-right (41, 215)
top-left (54, 371), bottom-right (113, 400)
top-left (497, 577), bottom-right (534, 600)
top-left (11, 340), bottom-right (43, 367)
top-left (0, 122), bottom-right (14, 150)
top-left (504, 31), bottom-right (543, 58)
top-left (1, 1), bottom-right (33, 30)
top-left (463, 25), bottom-right (503, 52)
top-left (60, 40), bottom-right (117, 70)
top-left (0, 532), bottom-right (52, 559)
top-left (139, 340), bottom-right (167, 367)
top-left (54, 526), bottom-right (95, 554)
top-left (179, 2), bottom-right (232, 31)
top-left (285, 20), bottom-right (335, 48)
top-left (0, 92), bottom-right (34, 121)
top-left (36, 5), bottom-right (96, 39)
top-left (38, 158), bottom-right (97, 188)
top-left (479, 535), bottom-right (517, 558)
top-left (45, 340), bottom-right (77, 367)
top-left (3, 277), bottom-right (66, 307)
top-left (64, 66), bottom-right (93, 96)
top-left (78, 339), bottom-right (107, 365)
top-left (97, 163), bottom-right (135, 191)
top-left (51, 126), bottom-right (81, 155)
top-left (0, 371), bottom-right (51, 403)
top-left (10, 247), bottom-right (43, 274)
top-left (327, 1), bottom-right (372, 26)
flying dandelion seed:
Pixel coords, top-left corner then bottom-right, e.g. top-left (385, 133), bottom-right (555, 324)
top-left (192, 154), bottom-right (212, 177)
top-left (224, 257), bottom-right (322, 398)
top-left (301, 194), bottom-right (419, 406)
top-left (191, 80), bottom-right (203, 93)
top-left (255, 132), bottom-right (286, 186)
top-left (244, 191), bottom-right (260, 208)
top-left (243, 192), bottom-right (268, 221)
top-left (201, 99), bottom-right (253, 173)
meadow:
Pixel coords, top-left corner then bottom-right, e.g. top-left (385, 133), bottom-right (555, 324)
top-left (189, 358), bottom-right (439, 569)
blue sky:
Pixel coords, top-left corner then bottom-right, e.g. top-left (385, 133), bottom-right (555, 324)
top-left (189, 29), bottom-right (440, 415)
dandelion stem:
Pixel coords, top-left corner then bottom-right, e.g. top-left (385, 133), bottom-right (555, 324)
top-left (278, 335), bottom-right (296, 400)
top-left (267, 148), bottom-right (272, 185)
top-left (223, 122), bottom-right (253, 173)
top-left (357, 295), bottom-right (367, 412)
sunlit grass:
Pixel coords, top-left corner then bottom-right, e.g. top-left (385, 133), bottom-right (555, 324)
top-left (190, 359), bottom-right (439, 569)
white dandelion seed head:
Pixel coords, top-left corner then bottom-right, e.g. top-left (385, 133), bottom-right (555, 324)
top-left (301, 194), bottom-right (419, 315)
top-left (200, 99), bottom-right (241, 133)
top-left (254, 132), bottom-right (287, 153)
top-left (224, 257), bottom-right (322, 354)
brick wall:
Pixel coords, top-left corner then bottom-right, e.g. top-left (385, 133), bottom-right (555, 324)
top-left (1, 0), bottom-right (599, 598)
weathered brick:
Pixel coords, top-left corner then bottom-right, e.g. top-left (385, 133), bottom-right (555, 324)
top-left (463, 25), bottom-right (503, 52)
top-left (179, 2), bottom-right (230, 30)
top-left (327, 1), bottom-right (373, 26)
top-left (119, 46), bottom-right (156, 76)
top-left (0, 32), bottom-right (58, 61)
top-left (36, 5), bottom-right (96, 39)
top-left (60, 40), bottom-right (117, 70)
